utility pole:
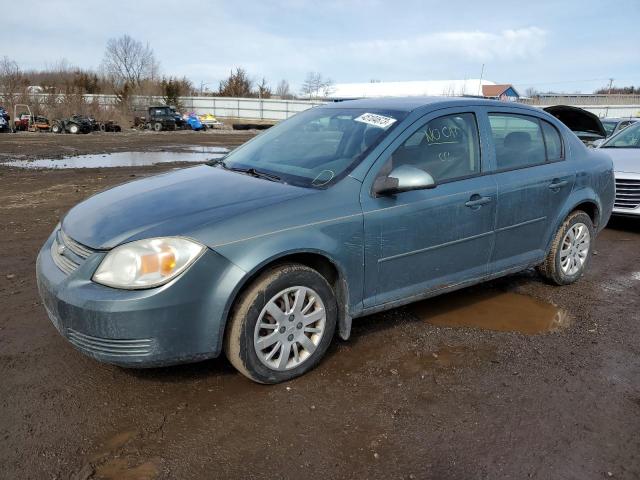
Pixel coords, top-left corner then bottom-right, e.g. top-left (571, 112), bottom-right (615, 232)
top-left (478, 64), bottom-right (485, 96)
top-left (607, 78), bottom-right (614, 94)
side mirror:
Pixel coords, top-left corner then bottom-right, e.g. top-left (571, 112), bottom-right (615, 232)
top-left (373, 165), bottom-right (436, 196)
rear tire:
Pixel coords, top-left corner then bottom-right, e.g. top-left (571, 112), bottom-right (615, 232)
top-left (537, 210), bottom-right (594, 285)
top-left (69, 124), bottom-right (79, 134)
top-left (153, 122), bottom-right (163, 132)
top-left (225, 264), bottom-right (337, 384)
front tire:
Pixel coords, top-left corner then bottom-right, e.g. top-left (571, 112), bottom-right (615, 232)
top-left (537, 210), bottom-right (594, 285)
top-left (225, 264), bottom-right (337, 384)
top-left (69, 124), bottom-right (79, 134)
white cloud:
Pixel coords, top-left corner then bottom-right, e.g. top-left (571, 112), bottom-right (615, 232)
top-left (344, 27), bottom-right (547, 63)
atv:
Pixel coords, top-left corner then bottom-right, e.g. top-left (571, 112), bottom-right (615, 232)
top-left (51, 115), bottom-right (93, 134)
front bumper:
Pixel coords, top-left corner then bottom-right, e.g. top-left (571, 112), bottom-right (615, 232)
top-left (36, 230), bottom-right (246, 367)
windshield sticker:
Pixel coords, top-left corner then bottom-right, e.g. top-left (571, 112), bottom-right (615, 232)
top-left (354, 113), bottom-right (397, 129)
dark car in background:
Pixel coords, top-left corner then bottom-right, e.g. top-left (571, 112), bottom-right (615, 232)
top-left (0, 107), bottom-right (9, 132)
top-left (37, 97), bottom-right (615, 383)
top-left (543, 105), bottom-right (607, 146)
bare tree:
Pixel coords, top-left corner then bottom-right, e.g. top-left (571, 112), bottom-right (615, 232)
top-left (525, 87), bottom-right (538, 98)
top-left (256, 77), bottom-right (271, 99)
top-left (100, 34), bottom-right (159, 98)
top-left (0, 56), bottom-right (26, 107)
top-left (300, 72), bottom-right (333, 99)
top-left (275, 79), bottom-right (292, 99)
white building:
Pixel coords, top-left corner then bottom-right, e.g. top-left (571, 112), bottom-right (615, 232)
top-left (325, 79), bottom-right (497, 100)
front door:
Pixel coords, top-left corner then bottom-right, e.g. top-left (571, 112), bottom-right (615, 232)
top-left (361, 109), bottom-right (497, 307)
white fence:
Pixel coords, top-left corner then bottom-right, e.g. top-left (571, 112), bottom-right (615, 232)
top-left (177, 97), bottom-right (324, 121)
top-left (563, 105), bottom-right (640, 118)
top-left (12, 93), bottom-right (640, 122)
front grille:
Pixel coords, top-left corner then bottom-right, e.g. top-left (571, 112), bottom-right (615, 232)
top-left (615, 178), bottom-right (640, 209)
top-left (67, 328), bottom-right (155, 357)
top-left (50, 230), bottom-right (95, 275)
top-left (59, 229), bottom-right (94, 258)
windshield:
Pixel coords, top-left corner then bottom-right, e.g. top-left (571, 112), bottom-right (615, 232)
top-left (601, 121), bottom-right (618, 137)
top-left (220, 107), bottom-right (407, 188)
top-left (602, 122), bottom-right (640, 148)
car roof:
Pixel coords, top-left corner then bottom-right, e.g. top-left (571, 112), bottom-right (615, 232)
top-left (320, 96), bottom-right (545, 114)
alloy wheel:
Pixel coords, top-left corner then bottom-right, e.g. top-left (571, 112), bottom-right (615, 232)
top-left (253, 286), bottom-right (326, 371)
top-left (560, 222), bottom-right (590, 276)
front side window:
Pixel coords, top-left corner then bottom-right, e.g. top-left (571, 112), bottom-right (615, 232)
top-left (602, 122), bottom-right (640, 148)
top-left (381, 113), bottom-right (481, 184)
top-left (220, 107), bottom-right (407, 188)
top-left (489, 114), bottom-right (547, 170)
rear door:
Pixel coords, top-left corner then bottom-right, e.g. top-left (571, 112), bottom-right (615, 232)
top-left (482, 108), bottom-right (576, 272)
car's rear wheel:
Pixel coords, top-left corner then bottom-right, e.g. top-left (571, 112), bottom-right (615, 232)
top-left (153, 122), bottom-right (163, 132)
top-left (537, 210), bottom-right (594, 285)
top-left (225, 263), bottom-right (337, 384)
top-left (69, 124), bottom-right (79, 134)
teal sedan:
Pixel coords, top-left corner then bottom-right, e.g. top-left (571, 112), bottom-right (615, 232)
top-left (36, 97), bottom-right (615, 383)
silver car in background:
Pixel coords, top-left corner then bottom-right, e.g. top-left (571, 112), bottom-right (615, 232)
top-left (598, 121), bottom-right (640, 216)
top-left (601, 117), bottom-right (639, 138)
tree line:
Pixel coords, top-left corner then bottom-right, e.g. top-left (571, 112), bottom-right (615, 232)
top-left (0, 34), bottom-right (334, 110)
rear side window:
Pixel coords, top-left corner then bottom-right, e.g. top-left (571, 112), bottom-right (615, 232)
top-left (386, 112), bottom-right (481, 183)
top-left (489, 114), bottom-right (546, 170)
top-left (540, 120), bottom-right (563, 160)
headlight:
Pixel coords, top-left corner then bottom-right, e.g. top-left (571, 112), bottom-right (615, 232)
top-left (93, 237), bottom-right (205, 289)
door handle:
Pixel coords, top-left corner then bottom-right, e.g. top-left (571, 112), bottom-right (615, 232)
top-left (548, 179), bottom-right (568, 190)
top-left (465, 195), bottom-right (492, 208)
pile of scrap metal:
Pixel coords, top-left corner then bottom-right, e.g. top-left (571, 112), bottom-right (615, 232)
top-left (14, 114), bottom-right (51, 132)
top-left (86, 117), bottom-right (122, 132)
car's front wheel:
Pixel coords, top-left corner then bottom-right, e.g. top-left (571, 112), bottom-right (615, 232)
top-left (225, 264), bottom-right (337, 383)
top-left (537, 210), bottom-right (594, 285)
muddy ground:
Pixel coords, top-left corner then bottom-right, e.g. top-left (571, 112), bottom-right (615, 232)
top-left (0, 132), bottom-right (639, 480)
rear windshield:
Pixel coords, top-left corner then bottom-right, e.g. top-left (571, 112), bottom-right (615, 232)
top-left (220, 107), bottom-right (408, 188)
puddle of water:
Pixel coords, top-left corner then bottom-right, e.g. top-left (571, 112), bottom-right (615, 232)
top-left (93, 458), bottom-right (159, 480)
top-left (180, 146), bottom-right (229, 154)
top-left (0, 150), bottom-right (228, 169)
top-left (411, 290), bottom-right (570, 334)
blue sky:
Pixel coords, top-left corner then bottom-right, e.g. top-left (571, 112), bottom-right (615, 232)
top-left (4, 0), bottom-right (639, 94)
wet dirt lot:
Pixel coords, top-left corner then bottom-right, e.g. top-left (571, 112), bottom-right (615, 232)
top-left (1, 132), bottom-right (639, 480)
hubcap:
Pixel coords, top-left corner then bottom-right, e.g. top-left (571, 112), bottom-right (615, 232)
top-left (253, 286), bottom-right (326, 371)
top-left (560, 222), bottom-right (590, 276)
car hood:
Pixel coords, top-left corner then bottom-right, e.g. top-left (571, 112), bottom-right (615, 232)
top-left (543, 105), bottom-right (607, 138)
top-left (61, 165), bottom-right (313, 250)
top-left (599, 147), bottom-right (640, 173)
